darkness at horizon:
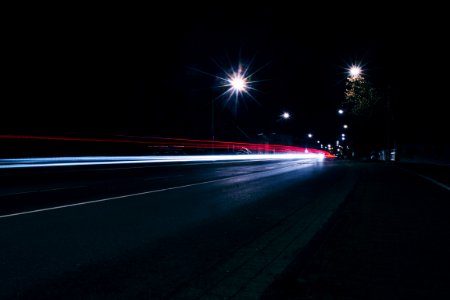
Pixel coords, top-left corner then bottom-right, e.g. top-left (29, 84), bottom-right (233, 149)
top-left (2, 7), bottom-right (447, 151)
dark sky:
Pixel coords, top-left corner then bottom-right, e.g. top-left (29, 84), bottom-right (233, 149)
top-left (3, 6), bottom-right (447, 146)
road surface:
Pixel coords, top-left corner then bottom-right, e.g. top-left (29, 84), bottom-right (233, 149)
top-left (0, 158), bottom-right (372, 298)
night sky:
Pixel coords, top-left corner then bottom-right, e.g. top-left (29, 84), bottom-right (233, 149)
top-left (3, 6), bottom-right (447, 149)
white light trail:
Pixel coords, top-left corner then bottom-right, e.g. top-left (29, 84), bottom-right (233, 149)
top-left (0, 153), bottom-right (326, 169)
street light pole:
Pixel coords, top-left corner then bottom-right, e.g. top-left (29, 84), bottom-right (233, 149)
top-left (211, 100), bottom-right (215, 154)
top-left (211, 65), bottom-right (250, 155)
top-left (305, 133), bottom-right (313, 151)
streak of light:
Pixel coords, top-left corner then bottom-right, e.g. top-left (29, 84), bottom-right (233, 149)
top-left (1, 135), bottom-right (336, 168)
top-left (0, 153), bottom-right (329, 169)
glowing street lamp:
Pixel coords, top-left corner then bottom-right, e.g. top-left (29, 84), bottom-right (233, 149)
top-left (281, 112), bottom-right (290, 119)
top-left (228, 72), bottom-right (248, 93)
top-left (212, 64), bottom-right (253, 152)
top-left (304, 133), bottom-right (313, 151)
top-left (338, 109), bottom-right (344, 115)
top-left (199, 59), bottom-right (262, 154)
top-left (221, 66), bottom-right (252, 104)
top-left (343, 124), bottom-right (348, 129)
top-left (349, 65), bottom-right (362, 78)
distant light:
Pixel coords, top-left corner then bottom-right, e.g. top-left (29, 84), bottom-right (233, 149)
top-left (308, 133), bottom-right (313, 138)
top-left (281, 112), bottom-right (290, 119)
top-left (342, 137), bottom-right (346, 141)
top-left (343, 124), bottom-right (348, 129)
top-left (338, 109), bottom-right (344, 114)
top-left (317, 140), bottom-right (320, 144)
top-left (228, 72), bottom-right (248, 92)
top-left (349, 66), bottom-right (362, 77)
top-left (341, 133), bottom-right (346, 137)
top-left (336, 140), bottom-right (339, 145)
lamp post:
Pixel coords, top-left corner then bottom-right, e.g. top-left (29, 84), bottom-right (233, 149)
top-left (305, 133), bottom-right (313, 152)
top-left (271, 111), bottom-right (292, 146)
top-left (212, 66), bottom-right (251, 154)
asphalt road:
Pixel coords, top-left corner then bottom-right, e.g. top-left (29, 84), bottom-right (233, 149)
top-left (1, 158), bottom-right (358, 299)
top-left (2, 159), bottom-right (447, 299)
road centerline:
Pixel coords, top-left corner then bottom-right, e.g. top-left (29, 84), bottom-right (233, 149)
top-left (0, 162), bottom-right (314, 219)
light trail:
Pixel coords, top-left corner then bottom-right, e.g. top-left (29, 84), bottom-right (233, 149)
top-left (0, 135), bottom-right (335, 169)
top-left (0, 135), bottom-right (334, 155)
top-left (0, 153), bottom-right (326, 169)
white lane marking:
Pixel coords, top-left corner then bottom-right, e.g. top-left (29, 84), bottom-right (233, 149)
top-left (0, 162), bottom-right (314, 219)
top-left (0, 186), bottom-right (86, 197)
top-left (0, 178), bottom-right (229, 219)
top-left (398, 167), bottom-right (450, 191)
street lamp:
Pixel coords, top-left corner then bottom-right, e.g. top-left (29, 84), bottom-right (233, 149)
top-left (304, 133), bottom-right (313, 151)
top-left (343, 124), bottom-right (348, 129)
top-left (228, 71), bottom-right (248, 94)
top-left (349, 65), bottom-right (362, 78)
top-left (338, 109), bottom-right (344, 115)
top-left (212, 64), bottom-right (253, 153)
top-left (281, 112), bottom-right (290, 120)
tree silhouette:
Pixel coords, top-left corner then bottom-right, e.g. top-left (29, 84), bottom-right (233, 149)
top-left (341, 69), bottom-right (395, 160)
top-left (344, 72), bottom-right (380, 117)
